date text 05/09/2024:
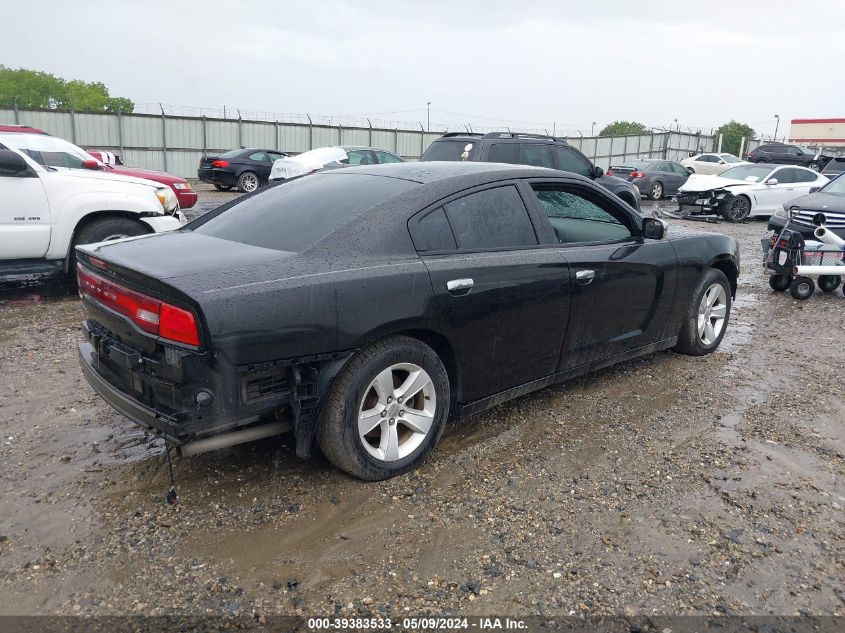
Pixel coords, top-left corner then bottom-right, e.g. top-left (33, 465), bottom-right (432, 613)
top-left (306, 617), bottom-right (528, 630)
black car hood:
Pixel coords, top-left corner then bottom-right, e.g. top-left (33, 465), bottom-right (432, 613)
top-left (788, 191), bottom-right (845, 213)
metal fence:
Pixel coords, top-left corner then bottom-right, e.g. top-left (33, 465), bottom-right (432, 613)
top-left (2, 106), bottom-right (737, 178)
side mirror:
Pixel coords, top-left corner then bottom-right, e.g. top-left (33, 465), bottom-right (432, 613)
top-left (809, 186), bottom-right (820, 194)
top-left (0, 149), bottom-right (33, 177)
top-left (766, 178), bottom-right (778, 185)
top-left (82, 159), bottom-right (102, 170)
top-left (642, 217), bottom-right (667, 240)
top-left (593, 166), bottom-right (604, 178)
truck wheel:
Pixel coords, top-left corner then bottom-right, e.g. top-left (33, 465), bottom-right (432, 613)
top-left (237, 171), bottom-right (259, 193)
top-left (789, 276), bottom-right (815, 300)
top-left (674, 268), bottom-right (732, 356)
top-left (818, 275), bottom-right (840, 293)
top-left (768, 275), bottom-right (791, 292)
top-left (720, 195), bottom-right (751, 223)
top-left (316, 335), bottom-right (450, 481)
top-left (74, 217), bottom-right (149, 247)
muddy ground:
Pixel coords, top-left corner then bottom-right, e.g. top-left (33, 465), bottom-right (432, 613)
top-left (0, 185), bottom-right (843, 621)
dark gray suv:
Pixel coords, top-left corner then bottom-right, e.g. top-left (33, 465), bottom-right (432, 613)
top-left (421, 132), bottom-right (641, 210)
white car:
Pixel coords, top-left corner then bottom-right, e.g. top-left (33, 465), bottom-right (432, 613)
top-left (0, 128), bottom-right (186, 281)
top-left (677, 164), bottom-right (829, 222)
top-left (680, 153), bottom-right (749, 175)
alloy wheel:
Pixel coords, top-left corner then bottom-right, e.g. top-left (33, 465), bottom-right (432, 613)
top-left (697, 283), bottom-right (728, 346)
top-left (357, 362), bottom-right (436, 462)
top-left (728, 196), bottom-right (750, 222)
top-left (241, 172), bottom-right (259, 192)
top-left (651, 182), bottom-right (663, 200)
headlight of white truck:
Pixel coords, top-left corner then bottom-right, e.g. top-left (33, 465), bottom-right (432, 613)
top-left (155, 187), bottom-right (179, 213)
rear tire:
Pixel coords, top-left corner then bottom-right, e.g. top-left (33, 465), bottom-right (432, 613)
top-left (651, 181), bottom-right (664, 200)
top-left (818, 275), bottom-right (840, 293)
top-left (214, 184), bottom-right (233, 191)
top-left (674, 268), bottom-right (732, 356)
top-left (768, 275), bottom-right (791, 292)
top-left (316, 336), bottom-right (450, 481)
top-left (70, 217), bottom-right (150, 279)
top-left (237, 171), bottom-right (260, 193)
top-left (789, 276), bottom-right (815, 300)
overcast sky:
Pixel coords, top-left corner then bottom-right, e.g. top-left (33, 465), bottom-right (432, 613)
top-left (4, 0), bottom-right (843, 137)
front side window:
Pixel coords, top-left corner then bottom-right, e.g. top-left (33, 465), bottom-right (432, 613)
top-left (671, 162), bottom-right (688, 174)
top-left (553, 147), bottom-right (594, 177)
top-left (519, 145), bottom-right (555, 169)
top-left (344, 150), bottom-right (375, 165)
top-left (531, 184), bottom-right (633, 244)
top-left (658, 162), bottom-right (672, 172)
top-left (375, 151), bottom-right (403, 164)
top-left (721, 154), bottom-right (743, 163)
top-left (772, 168), bottom-right (796, 184)
top-left (444, 186), bottom-right (538, 250)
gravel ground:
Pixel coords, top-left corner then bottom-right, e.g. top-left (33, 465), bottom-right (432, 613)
top-left (0, 184), bottom-right (843, 620)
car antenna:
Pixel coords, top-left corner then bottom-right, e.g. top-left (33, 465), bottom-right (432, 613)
top-left (164, 439), bottom-right (178, 505)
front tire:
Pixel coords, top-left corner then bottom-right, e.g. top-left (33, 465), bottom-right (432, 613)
top-left (808, 162), bottom-right (821, 172)
top-left (316, 336), bottom-right (450, 481)
top-left (789, 276), bottom-right (815, 300)
top-left (237, 170), bottom-right (260, 193)
top-left (720, 195), bottom-right (751, 223)
top-left (650, 181), bottom-right (664, 200)
top-left (674, 268), bottom-right (732, 356)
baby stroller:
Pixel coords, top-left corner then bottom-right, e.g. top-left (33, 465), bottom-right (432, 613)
top-left (765, 214), bottom-right (845, 300)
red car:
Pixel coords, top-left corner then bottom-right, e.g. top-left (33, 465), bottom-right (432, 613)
top-left (87, 150), bottom-right (197, 209)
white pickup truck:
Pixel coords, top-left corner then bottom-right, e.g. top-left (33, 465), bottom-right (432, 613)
top-left (0, 127), bottom-right (186, 281)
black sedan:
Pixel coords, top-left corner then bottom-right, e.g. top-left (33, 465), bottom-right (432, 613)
top-left (76, 163), bottom-right (740, 480)
top-left (197, 148), bottom-right (289, 193)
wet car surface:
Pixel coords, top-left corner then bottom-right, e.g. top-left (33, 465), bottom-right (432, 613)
top-left (1, 184), bottom-right (843, 617)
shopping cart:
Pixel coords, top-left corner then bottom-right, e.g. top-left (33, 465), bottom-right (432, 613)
top-left (765, 219), bottom-right (845, 300)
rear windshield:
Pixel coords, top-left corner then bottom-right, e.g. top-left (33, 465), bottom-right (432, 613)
top-left (421, 139), bottom-right (476, 162)
top-left (191, 173), bottom-right (416, 252)
top-left (823, 157), bottom-right (845, 173)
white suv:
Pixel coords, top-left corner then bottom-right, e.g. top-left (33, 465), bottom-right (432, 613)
top-left (0, 128), bottom-right (186, 280)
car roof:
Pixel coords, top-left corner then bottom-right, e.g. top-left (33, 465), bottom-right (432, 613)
top-left (322, 161), bottom-right (563, 184)
top-left (0, 124), bottom-right (49, 135)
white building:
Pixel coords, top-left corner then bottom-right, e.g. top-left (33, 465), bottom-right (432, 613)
top-left (788, 118), bottom-right (845, 151)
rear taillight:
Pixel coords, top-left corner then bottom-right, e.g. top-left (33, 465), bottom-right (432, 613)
top-left (211, 160), bottom-right (229, 168)
top-left (630, 171), bottom-right (646, 179)
top-left (76, 265), bottom-right (199, 347)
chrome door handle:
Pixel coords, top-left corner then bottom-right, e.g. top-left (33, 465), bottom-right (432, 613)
top-left (575, 269), bottom-right (595, 285)
top-left (446, 278), bottom-right (474, 295)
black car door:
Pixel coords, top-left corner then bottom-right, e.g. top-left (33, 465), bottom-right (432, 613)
top-left (524, 180), bottom-right (677, 370)
top-left (409, 182), bottom-right (572, 402)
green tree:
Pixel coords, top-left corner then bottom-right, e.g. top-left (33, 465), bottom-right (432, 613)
top-left (599, 121), bottom-right (649, 136)
top-left (714, 120), bottom-right (756, 156)
top-left (0, 66), bottom-right (133, 112)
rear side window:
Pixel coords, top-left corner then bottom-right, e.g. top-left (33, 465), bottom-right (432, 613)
top-left (520, 145), bottom-right (554, 169)
top-left (444, 186), bottom-right (538, 250)
top-left (411, 207), bottom-right (457, 252)
top-left (192, 173), bottom-right (416, 252)
top-left (421, 139), bottom-right (475, 161)
top-left (248, 151), bottom-right (268, 161)
top-left (553, 147), bottom-right (593, 177)
top-left (487, 143), bottom-right (519, 164)
top-left (788, 168), bottom-right (817, 183)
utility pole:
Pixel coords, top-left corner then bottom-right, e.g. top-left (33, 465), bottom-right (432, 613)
top-left (774, 114), bottom-right (780, 141)
top-left (426, 102), bottom-right (431, 132)
top-left (591, 121), bottom-right (596, 136)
